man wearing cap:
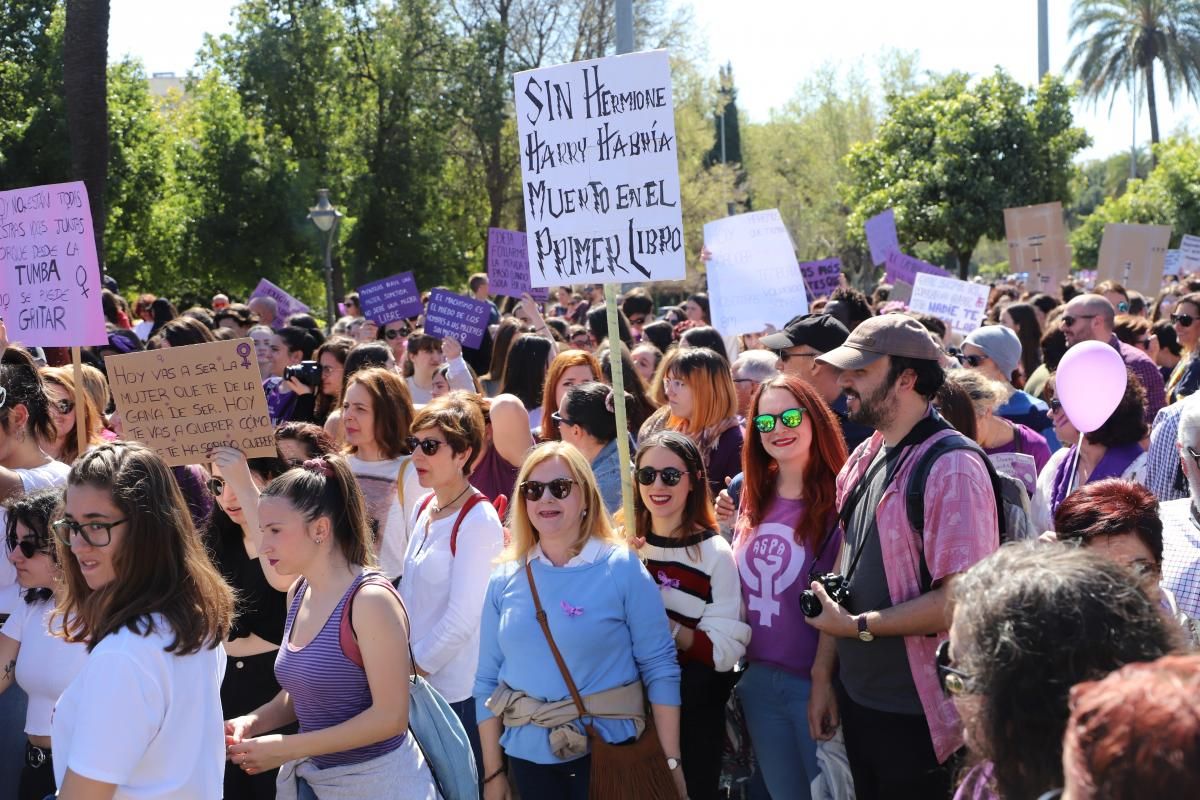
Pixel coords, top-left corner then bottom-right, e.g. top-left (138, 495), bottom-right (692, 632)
top-left (760, 314), bottom-right (873, 451)
top-left (804, 314), bottom-right (999, 799)
top-left (960, 325), bottom-right (1057, 449)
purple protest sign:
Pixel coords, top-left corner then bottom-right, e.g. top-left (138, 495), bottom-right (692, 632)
top-left (865, 209), bottom-right (900, 266)
top-left (423, 288), bottom-right (490, 349)
top-left (884, 250), bottom-right (952, 285)
top-left (798, 259), bottom-right (842, 300)
top-left (487, 228), bottom-right (549, 302)
top-left (0, 181), bottom-right (107, 346)
top-left (251, 278), bottom-right (310, 322)
top-left (357, 271), bottom-right (422, 325)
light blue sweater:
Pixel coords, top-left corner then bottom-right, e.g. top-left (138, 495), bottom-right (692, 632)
top-left (473, 543), bottom-right (680, 764)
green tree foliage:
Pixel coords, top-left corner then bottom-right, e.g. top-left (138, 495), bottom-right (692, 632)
top-left (844, 69), bottom-right (1090, 279)
top-left (1070, 137), bottom-right (1200, 266)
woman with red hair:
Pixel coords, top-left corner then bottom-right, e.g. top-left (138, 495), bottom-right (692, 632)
top-left (731, 374), bottom-right (848, 799)
top-left (539, 349), bottom-right (602, 442)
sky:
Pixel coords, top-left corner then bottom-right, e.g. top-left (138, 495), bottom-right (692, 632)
top-left (108, 0), bottom-right (1200, 162)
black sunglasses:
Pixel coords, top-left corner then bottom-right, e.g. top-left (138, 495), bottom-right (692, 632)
top-left (384, 328), bottom-right (409, 339)
top-left (774, 349), bottom-right (818, 363)
top-left (51, 398), bottom-right (74, 415)
top-left (1048, 398), bottom-right (1063, 413)
top-left (407, 436), bottom-right (445, 456)
top-left (1061, 313), bottom-right (1098, 327)
top-left (520, 478), bottom-right (575, 501)
top-left (956, 353), bottom-right (987, 368)
top-left (551, 412), bottom-right (579, 428)
top-left (935, 639), bottom-right (974, 697)
top-left (207, 476), bottom-right (226, 497)
top-left (6, 531), bottom-right (50, 560)
top-left (1173, 312), bottom-right (1196, 328)
top-left (635, 466), bottom-right (686, 487)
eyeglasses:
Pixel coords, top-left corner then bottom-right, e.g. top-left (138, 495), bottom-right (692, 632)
top-left (1173, 312), bottom-right (1196, 328)
top-left (520, 478), bottom-right (575, 501)
top-left (665, 378), bottom-right (687, 393)
top-left (935, 639), bottom-right (974, 697)
top-left (50, 398), bottom-right (74, 415)
top-left (1061, 314), bottom-right (1098, 327)
top-left (956, 353), bottom-right (987, 368)
top-left (407, 436), bottom-right (446, 456)
top-left (775, 349), bottom-right (818, 363)
top-left (1049, 398), bottom-right (1063, 413)
top-left (551, 412), bottom-right (579, 428)
top-left (51, 518), bottom-right (127, 548)
top-left (753, 407), bottom-right (805, 433)
top-left (207, 477), bottom-right (226, 497)
top-left (6, 532), bottom-right (50, 560)
top-left (635, 466), bottom-right (686, 487)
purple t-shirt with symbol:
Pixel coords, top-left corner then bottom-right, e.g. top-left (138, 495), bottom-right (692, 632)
top-left (734, 496), bottom-right (841, 679)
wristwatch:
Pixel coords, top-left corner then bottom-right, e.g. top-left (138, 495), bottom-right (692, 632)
top-left (666, 756), bottom-right (682, 772)
top-left (856, 614), bottom-right (875, 642)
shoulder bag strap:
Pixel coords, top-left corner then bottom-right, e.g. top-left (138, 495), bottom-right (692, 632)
top-left (523, 558), bottom-right (589, 720)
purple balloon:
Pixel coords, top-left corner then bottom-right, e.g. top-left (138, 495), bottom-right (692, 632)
top-left (1056, 341), bottom-right (1127, 433)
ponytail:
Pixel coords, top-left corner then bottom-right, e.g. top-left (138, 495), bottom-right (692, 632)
top-left (261, 454), bottom-right (375, 568)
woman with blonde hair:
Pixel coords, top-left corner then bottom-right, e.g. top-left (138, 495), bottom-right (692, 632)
top-left (473, 442), bottom-right (684, 799)
top-left (661, 348), bottom-right (742, 496)
top-left (39, 367), bottom-right (104, 465)
top-left (539, 349), bottom-right (602, 442)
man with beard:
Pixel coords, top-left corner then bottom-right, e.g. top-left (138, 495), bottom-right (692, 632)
top-left (803, 314), bottom-right (999, 799)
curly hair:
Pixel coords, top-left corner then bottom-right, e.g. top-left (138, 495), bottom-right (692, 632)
top-left (1084, 367), bottom-right (1148, 448)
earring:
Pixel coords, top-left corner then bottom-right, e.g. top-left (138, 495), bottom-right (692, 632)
top-left (581, 509), bottom-right (587, 518)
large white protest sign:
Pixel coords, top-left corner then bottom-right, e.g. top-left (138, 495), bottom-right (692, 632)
top-left (704, 210), bottom-right (808, 337)
top-left (513, 49), bottom-right (684, 288)
top-left (909, 273), bottom-right (989, 335)
top-left (1180, 234), bottom-right (1200, 274)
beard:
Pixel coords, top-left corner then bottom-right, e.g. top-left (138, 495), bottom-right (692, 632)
top-left (845, 378), bottom-right (896, 429)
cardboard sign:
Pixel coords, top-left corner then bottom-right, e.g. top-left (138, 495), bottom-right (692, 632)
top-left (1164, 250), bottom-right (1182, 277)
top-left (990, 452), bottom-right (1038, 496)
top-left (423, 288), bottom-right (490, 349)
top-left (357, 271), bottom-right (422, 325)
top-left (0, 181), bottom-right (106, 347)
top-left (251, 278), bottom-right (310, 322)
top-left (486, 228), bottom-right (549, 302)
top-left (1097, 223), bottom-right (1171, 298)
top-left (513, 49), bottom-right (684, 287)
top-left (704, 209), bottom-right (808, 338)
top-left (1004, 201), bottom-right (1071, 295)
top-left (799, 259), bottom-right (842, 300)
top-left (1179, 234), bottom-right (1200, 275)
top-left (864, 209), bottom-right (900, 266)
top-left (106, 339), bottom-right (276, 466)
top-left (885, 250), bottom-right (952, 285)
top-left (908, 273), bottom-right (990, 335)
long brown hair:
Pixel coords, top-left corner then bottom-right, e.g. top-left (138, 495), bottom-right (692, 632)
top-left (343, 367), bottom-right (415, 459)
top-left (738, 375), bottom-right (847, 548)
top-left (261, 454), bottom-right (376, 569)
top-left (54, 443), bottom-right (234, 653)
top-left (634, 431), bottom-right (716, 559)
top-left (540, 349), bottom-right (602, 442)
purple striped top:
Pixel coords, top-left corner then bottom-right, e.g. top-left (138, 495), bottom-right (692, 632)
top-left (274, 572), bottom-right (406, 769)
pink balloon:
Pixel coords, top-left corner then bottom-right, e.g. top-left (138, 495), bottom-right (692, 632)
top-left (1055, 341), bottom-right (1128, 433)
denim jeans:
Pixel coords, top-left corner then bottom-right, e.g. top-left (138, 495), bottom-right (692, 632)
top-left (735, 662), bottom-right (819, 800)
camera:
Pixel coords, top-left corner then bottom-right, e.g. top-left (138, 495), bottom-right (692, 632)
top-left (283, 361), bottom-right (322, 389)
top-left (799, 573), bottom-right (851, 618)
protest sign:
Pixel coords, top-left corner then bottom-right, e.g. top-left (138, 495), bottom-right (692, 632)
top-left (1164, 250), bottom-right (1182, 277)
top-left (799, 259), bottom-right (842, 300)
top-left (106, 339), bottom-right (275, 466)
top-left (889, 279), bottom-right (914, 305)
top-left (251, 278), bottom-right (310, 321)
top-left (864, 209), bottom-right (900, 266)
top-left (704, 209), bottom-right (808, 337)
top-left (1179, 234), bottom-right (1200, 274)
top-left (885, 250), bottom-right (952, 285)
top-left (908, 273), bottom-right (990, 335)
top-left (513, 49), bottom-right (684, 287)
top-left (486, 228), bottom-right (549, 301)
top-left (423, 288), bottom-right (490, 349)
top-left (1004, 201), bottom-right (1070, 294)
top-left (357, 271), bottom-right (422, 325)
top-left (990, 452), bottom-right (1038, 496)
top-left (1097, 223), bottom-right (1171, 298)
top-left (0, 181), bottom-right (106, 347)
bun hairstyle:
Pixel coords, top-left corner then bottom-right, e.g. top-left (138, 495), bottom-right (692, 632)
top-left (261, 454), bottom-right (375, 569)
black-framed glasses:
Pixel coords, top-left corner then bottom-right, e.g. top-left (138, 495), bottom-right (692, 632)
top-left (935, 639), bottom-right (974, 697)
top-left (956, 353), bottom-right (987, 368)
top-left (6, 531), bottom-right (51, 559)
top-left (635, 466), bottom-right (686, 487)
top-left (774, 349), bottom-right (818, 364)
top-left (1061, 313), bottom-right (1098, 327)
top-left (207, 477), bottom-right (226, 497)
top-left (50, 398), bottom-right (74, 415)
top-left (1049, 398), bottom-right (1063, 413)
top-left (520, 478), bottom-right (575, 501)
top-left (51, 518), bottom-right (127, 548)
top-left (551, 412), bottom-right (579, 428)
top-left (753, 407), bottom-right (805, 433)
top-left (407, 436), bottom-right (445, 456)
top-left (1173, 312), bottom-right (1196, 328)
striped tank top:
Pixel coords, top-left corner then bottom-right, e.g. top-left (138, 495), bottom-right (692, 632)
top-left (274, 571), bottom-right (406, 769)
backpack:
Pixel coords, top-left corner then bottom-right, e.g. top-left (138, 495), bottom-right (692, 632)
top-left (339, 573), bottom-right (480, 800)
top-left (415, 491), bottom-right (510, 554)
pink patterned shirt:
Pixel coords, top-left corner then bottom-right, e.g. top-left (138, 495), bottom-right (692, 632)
top-left (834, 408), bottom-right (999, 763)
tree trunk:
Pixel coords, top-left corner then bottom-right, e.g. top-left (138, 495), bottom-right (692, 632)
top-left (1144, 62), bottom-right (1160, 163)
top-left (955, 249), bottom-right (972, 281)
top-left (63, 0), bottom-right (110, 268)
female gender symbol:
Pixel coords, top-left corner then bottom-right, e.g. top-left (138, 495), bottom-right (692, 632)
top-left (236, 342), bottom-right (252, 369)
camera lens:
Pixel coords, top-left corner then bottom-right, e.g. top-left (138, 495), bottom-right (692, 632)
top-left (799, 590), bottom-right (823, 618)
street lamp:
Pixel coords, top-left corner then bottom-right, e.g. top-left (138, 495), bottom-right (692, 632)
top-left (307, 189), bottom-right (343, 331)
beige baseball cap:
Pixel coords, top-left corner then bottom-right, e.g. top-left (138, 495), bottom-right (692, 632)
top-left (816, 314), bottom-right (943, 370)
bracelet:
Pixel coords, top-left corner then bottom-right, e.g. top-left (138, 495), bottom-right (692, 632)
top-left (483, 766), bottom-right (506, 785)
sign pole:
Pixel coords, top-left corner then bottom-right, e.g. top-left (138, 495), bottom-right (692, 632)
top-left (71, 346), bottom-right (86, 456)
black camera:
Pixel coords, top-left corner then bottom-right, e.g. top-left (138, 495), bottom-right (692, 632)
top-left (283, 361), bottom-right (322, 389)
top-left (799, 573), bottom-right (851, 618)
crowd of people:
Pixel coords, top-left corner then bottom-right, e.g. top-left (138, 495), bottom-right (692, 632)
top-left (0, 270), bottom-right (1197, 799)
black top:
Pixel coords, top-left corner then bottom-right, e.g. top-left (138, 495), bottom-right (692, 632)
top-left (206, 523), bottom-right (287, 644)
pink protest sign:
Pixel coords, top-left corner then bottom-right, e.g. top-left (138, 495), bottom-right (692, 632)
top-left (865, 209), bottom-right (900, 266)
top-left (798, 259), bottom-right (842, 300)
top-left (885, 250), bottom-right (952, 285)
top-left (423, 288), bottom-right (490, 349)
top-left (487, 228), bottom-right (549, 302)
top-left (0, 181), bottom-right (106, 346)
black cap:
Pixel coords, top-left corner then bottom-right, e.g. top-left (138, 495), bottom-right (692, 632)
top-left (759, 313), bottom-right (849, 353)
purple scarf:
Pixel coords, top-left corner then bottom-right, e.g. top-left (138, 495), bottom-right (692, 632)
top-left (1050, 442), bottom-right (1144, 512)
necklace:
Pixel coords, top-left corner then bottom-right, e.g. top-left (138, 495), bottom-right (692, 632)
top-left (433, 483), bottom-right (473, 515)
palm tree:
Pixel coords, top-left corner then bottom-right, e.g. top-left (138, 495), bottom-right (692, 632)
top-left (1067, 0), bottom-right (1200, 152)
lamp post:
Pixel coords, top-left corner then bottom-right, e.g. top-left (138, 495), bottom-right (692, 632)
top-left (307, 189), bottom-right (342, 332)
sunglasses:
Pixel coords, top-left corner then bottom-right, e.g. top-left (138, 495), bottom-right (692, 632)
top-left (407, 436), bottom-right (445, 456)
top-left (551, 412), bottom-right (579, 428)
top-left (207, 476), bottom-right (226, 496)
top-left (1061, 313), bottom-right (1098, 327)
top-left (51, 518), bottom-right (127, 548)
top-left (384, 328), bottom-right (409, 340)
top-left (1173, 312), bottom-right (1196, 328)
top-left (635, 466), bottom-right (686, 487)
top-left (775, 349), bottom-right (818, 364)
top-left (956, 353), bottom-right (987, 368)
top-left (520, 478), bottom-right (575, 501)
top-left (935, 639), bottom-right (974, 696)
top-left (51, 398), bottom-right (74, 414)
top-left (753, 407), bottom-right (805, 433)
top-left (6, 532), bottom-right (50, 559)
top-left (1049, 398), bottom-right (1063, 413)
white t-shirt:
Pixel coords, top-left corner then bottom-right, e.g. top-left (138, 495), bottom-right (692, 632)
top-left (0, 598), bottom-right (88, 735)
top-left (399, 495), bottom-right (505, 702)
top-left (52, 617), bottom-right (227, 799)
top-left (346, 454), bottom-right (422, 579)
top-left (0, 459), bottom-right (72, 617)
